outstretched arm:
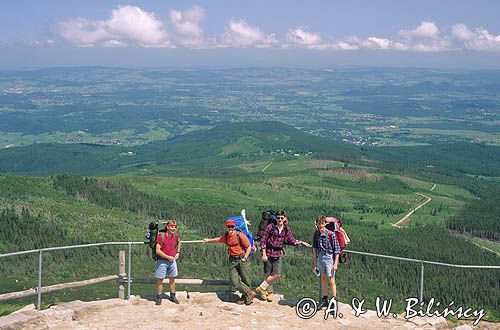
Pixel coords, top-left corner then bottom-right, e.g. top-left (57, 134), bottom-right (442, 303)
top-left (203, 237), bottom-right (221, 243)
top-left (284, 228), bottom-right (303, 246)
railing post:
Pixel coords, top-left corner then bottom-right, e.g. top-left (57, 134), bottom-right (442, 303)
top-left (419, 263), bottom-right (424, 303)
top-left (37, 250), bottom-right (42, 310)
top-left (118, 250), bottom-right (125, 299)
top-left (127, 243), bottom-right (132, 299)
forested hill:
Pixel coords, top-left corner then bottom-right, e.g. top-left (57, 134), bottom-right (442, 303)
top-left (0, 121), bottom-right (499, 178)
top-left (365, 142), bottom-right (500, 177)
top-left (0, 121), bottom-right (361, 176)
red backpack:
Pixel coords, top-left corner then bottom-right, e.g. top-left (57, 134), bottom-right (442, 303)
top-left (325, 217), bottom-right (350, 250)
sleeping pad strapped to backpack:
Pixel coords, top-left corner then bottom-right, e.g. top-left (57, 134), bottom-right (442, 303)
top-left (227, 209), bottom-right (256, 255)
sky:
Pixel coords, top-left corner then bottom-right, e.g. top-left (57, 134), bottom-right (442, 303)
top-left (1, 0), bottom-right (500, 68)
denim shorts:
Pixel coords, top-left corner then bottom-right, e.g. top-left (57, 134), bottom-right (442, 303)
top-left (155, 259), bottom-right (178, 279)
top-left (317, 253), bottom-right (335, 277)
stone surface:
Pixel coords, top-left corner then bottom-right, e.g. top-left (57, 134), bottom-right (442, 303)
top-left (0, 292), bottom-right (495, 330)
top-left (454, 326), bottom-right (473, 330)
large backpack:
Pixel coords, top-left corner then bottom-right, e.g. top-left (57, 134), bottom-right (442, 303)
top-left (227, 209), bottom-right (256, 255)
top-left (324, 217), bottom-right (351, 249)
top-left (256, 210), bottom-right (279, 241)
top-left (313, 228), bottom-right (349, 264)
top-left (145, 222), bottom-right (179, 261)
top-left (146, 222), bottom-right (161, 260)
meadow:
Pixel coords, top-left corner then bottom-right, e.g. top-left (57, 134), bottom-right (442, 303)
top-left (1, 154), bottom-right (498, 319)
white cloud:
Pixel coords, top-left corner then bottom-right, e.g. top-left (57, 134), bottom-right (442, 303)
top-left (219, 19), bottom-right (276, 47)
top-left (58, 5), bottom-right (169, 47)
top-left (286, 28), bottom-right (321, 45)
top-left (106, 6), bottom-right (167, 45)
top-left (451, 24), bottom-right (500, 51)
top-left (170, 5), bottom-right (207, 47)
top-left (393, 21), bottom-right (453, 52)
top-left (309, 41), bottom-right (359, 50)
top-left (464, 28), bottom-right (500, 51)
top-left (361, 37), bottom-right (391, 49)
top-left (53, 8), bottom-right (500, 53)
top-left (30, 39), bottom-right (56, 47)
top-left (411, 43), bottom-right (445, 52)
top-left (399, 21), bottom-right (439, 39)
top-left (58, 18), bottom-right (110, 47)
top-left (102, 39), bottom-right (127, 48)
top-left (451, 24), bottom-right (475, 41)
top-left (393, 42), bottom-right (410, 51)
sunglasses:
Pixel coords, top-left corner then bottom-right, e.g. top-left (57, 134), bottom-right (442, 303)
top-left (226, 225), bottom-right (235, 229)
top-left (167, 226), bottom-right (177, 228)
top-left (277, 216), bottom-right (285, 220)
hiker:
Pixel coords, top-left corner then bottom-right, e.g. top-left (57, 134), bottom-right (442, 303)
top-left (312, 215), bottom-right (341, 308)
top-left (203, 219), bottom-right (256, 305)
top-left (256, 209), bottom-right (310, 302)
top-left (155, 219), bottom-right (181, 306)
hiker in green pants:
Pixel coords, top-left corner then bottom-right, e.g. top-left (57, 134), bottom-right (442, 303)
top-left (203, 219), bottom-right (256, 305)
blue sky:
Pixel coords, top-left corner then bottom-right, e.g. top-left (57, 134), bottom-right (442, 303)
top-left (1, 1), bottom-right (500, 68)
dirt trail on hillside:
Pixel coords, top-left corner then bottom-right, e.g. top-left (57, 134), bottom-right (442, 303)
top-left (393, 193), bottom-right (432, 228)
top-left (261, 161), bottom-right (273, 173)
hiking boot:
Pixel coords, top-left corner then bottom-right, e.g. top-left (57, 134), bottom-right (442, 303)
top-left (245, 290), bottom-right (256, 305)
top-left (236, 296), bottom-right (246, 305)
top-left (155, 295), bottom-right (162, 306)
top-left (318, 297), bottom-right (329, 309)
top-left (170, 294), bottom-right (180, 304)
top-left (266, 292), bottom-right (273, 302)
top-left (255, 286), bottom-right (267, 301)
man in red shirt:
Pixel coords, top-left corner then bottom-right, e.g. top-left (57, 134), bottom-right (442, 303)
top-left (155, 220), bottom-right (181, 306)
top-left (203, 219), bottom-right (256, 305)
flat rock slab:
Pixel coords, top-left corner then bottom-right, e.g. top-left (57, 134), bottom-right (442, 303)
top-left (0, 292), bottom-right (487, 330)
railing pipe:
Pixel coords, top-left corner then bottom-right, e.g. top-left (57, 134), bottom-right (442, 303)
top-left (1, 241), bottom-right (499, 310)
top-left (343, 249), bottom-right (500, 269)
top-left (0, 241), bottom-right (205, 259)
top-left (420, 263), bottom-right (424, 303)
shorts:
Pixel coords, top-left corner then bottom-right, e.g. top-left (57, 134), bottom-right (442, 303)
top-left (155, 259), bottom-right (178, 279)
top-left (317, 253), bottom-right (335, 277)
top-left (264, 257), bottom-right (282, 275)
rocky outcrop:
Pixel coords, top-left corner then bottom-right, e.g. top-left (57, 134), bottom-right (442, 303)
top-left (0, 292), bottom-right (495, 330)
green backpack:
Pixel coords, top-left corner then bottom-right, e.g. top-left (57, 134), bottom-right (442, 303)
top-left (145, 222), bottom-right (179, 261)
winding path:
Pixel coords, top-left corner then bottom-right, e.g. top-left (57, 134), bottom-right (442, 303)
top-left (392, 192), bottom-right (432, 228)
top-left (261, 161), bottom-right (273, 173)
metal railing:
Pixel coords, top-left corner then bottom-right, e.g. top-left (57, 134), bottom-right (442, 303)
top-left (343, 249), bottom-right (500, 302)
top-left (0, 241), bottom-right (499, 310)
top-left (0, 241), bottom-right (201, 309)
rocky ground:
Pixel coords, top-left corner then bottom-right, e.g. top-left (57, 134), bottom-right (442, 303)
top-left (0, 292), bottom-right (498, 330)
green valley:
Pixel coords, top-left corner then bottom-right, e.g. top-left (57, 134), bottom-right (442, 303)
top-left (0, 122), bottom-right (499, 321)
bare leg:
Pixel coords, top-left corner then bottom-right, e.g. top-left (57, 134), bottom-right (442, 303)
top-left (156, 278), bottom-right (163, 295)
top-left (169, 278), bottom-right (175, 293)
top-left (329, 276), bottom-right (336, 298)
top-left (265, 274), bottom-right (281, 285)
top-left (321, 274), bottom-right (328, 296)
